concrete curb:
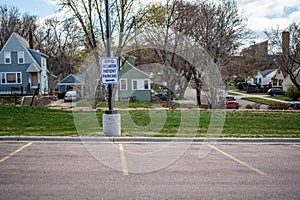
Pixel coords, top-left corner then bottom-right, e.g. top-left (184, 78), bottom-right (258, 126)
top-left (0, 136), bottom-right (300, 143)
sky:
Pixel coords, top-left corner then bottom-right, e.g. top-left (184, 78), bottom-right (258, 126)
top-left (1, 0), bottom-right (300, 44)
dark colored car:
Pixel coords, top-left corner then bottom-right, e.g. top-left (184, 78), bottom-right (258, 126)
top-left (286, 101), bottom-right (300, 110)
top-left (267, 88), bottom-right (285, 96)
top-left (154, 93), bottom-right (172, 101)
top-left (226, 96), bottom-right (239, 109)
top-left (237, 82), bottom-right (257, 90)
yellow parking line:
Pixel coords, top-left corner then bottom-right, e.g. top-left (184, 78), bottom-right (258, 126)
top-left (209, 145), bottom-right (266, 176)
top-left (119, 144), bottom-right (128, 176)
top-left (0, 142), bottom-right (32, 164)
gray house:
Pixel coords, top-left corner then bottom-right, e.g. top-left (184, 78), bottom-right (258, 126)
top-left (0, 32), bottom-right (48, 94)
top-left (118, 57), bottom-right (151, 102)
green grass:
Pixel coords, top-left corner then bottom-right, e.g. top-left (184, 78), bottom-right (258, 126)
top-left (268, 96), bottom-right (292, 101)
top-left (0, 106), bottom-right (78, 136)
top-left (0, 105), bottom-right (299, 138)
top-left (241, 97), bottom-right (285, 105)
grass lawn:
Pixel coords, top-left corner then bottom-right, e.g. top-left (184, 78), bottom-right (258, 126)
top-left (0, 105), bottom-right (299, 138)
top-left (0, 106), bottom-right (78, 136)
top-left (268, 96), bottom-right (293, 101)
top-left (241, 97), bottom-right (285, 105)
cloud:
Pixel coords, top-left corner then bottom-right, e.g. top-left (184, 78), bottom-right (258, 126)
top-left (289, 10), bottom-right (300, 22)
top-left (236, 0), bottom-right (300, 42)
top-left (42, 0), bottom-right (58, 6)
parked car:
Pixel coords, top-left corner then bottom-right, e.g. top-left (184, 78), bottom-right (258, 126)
top-left (64, 91), bottom-right (78, 102)
top-left (286, 101), bottom-right (300, 110)
top-left (237, 82), bottom-right (257, 90)
top-left (267, 88), bottom-right (285, 96)
top-left (226, 96), bottom-right (239, 109)
top-left (153, 93), bottom-right (172, 101)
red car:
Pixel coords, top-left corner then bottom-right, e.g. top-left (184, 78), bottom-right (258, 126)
top-left (226, 96), bottom-right (239, 109)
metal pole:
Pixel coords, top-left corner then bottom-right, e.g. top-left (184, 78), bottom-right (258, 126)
top-left (105, 0), bottom-right (113, 112)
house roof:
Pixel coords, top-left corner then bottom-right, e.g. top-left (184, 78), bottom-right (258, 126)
top-left (26, 63), bottom-right (41, 72)
top-left (58, 74), bottom-right (83, 85)
top-left (120, 56), bottom-right (151, 78)
top-left (0, 32), bottom-right (47, 68)
top-left (14, 32), bottom-right (30, 49)
top-left (260, 69), bottom-right (277, 77)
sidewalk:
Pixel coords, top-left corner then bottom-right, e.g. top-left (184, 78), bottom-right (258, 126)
top-left (229, 91), bottom-right (289, 103)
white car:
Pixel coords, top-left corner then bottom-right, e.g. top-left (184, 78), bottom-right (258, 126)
top-left (64, 91), bottom-right (77, 102)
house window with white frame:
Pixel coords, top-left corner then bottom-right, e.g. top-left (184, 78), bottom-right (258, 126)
top-left (1, 72), bottom-right (22, 84)
top-left (132, 79), bottom-right (150, 90)
top-left (18, 52), bottom-right (25, 64)
top-left (4, 52), bottom-right (11, 64)
top-left (120, 79), bottom-right (127, 90)
top-left (132, 80), bottom-right (138, 90)
top-left (144, 80), bottom-right (149, 89)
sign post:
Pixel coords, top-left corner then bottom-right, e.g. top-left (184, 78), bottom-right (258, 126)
top-left (101, 0), bottom-right (121, 136)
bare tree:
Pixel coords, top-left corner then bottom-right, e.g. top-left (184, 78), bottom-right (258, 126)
top-left (35, 18), bottom-right (84, 83)
top-left (134, 0), bottom-right (194, 107)
top-left (135, 0), bottom-right (247, 106)
top-left (0, 5), bottom-right (38, 49)
top-left (265, 23), bottom-right (300, 91)
top-left (58, 0), bottom-right (139, 106)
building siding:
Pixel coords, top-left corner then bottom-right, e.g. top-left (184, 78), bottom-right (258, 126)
top-left (0, 33), bottom-right (48, 94)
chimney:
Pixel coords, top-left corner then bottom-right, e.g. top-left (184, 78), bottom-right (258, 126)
top-left (29, 28), bottom-right (34, 49)
top-left (282, 31), bottom-right (290, 55)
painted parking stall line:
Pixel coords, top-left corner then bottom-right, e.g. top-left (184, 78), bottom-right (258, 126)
top-left (209, 145), bottom-right (266, 176)
top-left (119, 144), bottom-right (129, 176)
top-left (291, 144), bottom-right (300, 148)
top-left (0, 142), bottom-right (32, 164)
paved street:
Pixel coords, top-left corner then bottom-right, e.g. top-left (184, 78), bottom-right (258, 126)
top-left (0, 141), bottom-right (299, 199)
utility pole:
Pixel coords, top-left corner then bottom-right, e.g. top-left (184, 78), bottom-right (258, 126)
top-left (102, 0), bottom-right (121, 136)
top-left (105, 0), bottom-right (113, 113)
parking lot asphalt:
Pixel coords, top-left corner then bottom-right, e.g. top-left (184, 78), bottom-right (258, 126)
top-left (0, 141), bottom-right (299, 200)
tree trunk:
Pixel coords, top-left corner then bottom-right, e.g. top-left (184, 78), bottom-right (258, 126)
top-left (195, 77), bottom-right (201, 106)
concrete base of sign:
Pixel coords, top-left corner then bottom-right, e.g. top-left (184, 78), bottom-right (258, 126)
top-left (103, 114), bottom-right (121, 136)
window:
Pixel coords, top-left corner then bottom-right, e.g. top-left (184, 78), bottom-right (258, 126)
top-left (273, 79), bottom-right (277, 86)
top-left (132, 80), bottom-right (137, 90)
top-left (132, 79), bottom-right (150, 90)
top-left (4, 52), bottom-right (11, 64)
top-left (258, 78), bottom-right (262, 84)
top-left (120, 79), bottom-right (127, 90)
top-left (1, 72), bottom-right (22, 84)
top-left (254, 78), bottom-right (257, 84)
top-left (279, 79), bottom-right (283, 86)
top-left (18, 52), bottom-right (25, 64)
top-left (1, 73), bottom-right (5, 84)
top-left (144, 80), bottom-right (149, 89)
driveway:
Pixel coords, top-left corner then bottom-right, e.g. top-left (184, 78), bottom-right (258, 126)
top-left (48, 99), bottom-right (77, 109)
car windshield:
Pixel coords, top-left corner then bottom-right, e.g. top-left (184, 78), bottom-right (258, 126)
top-left (226, 97), bottom-right (235, 100)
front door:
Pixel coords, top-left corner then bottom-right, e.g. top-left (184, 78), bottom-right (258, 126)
top-left (31, 73), bottom-right (38, 87)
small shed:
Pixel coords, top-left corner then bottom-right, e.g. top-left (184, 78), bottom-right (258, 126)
top-left (118, 57), bottom-right (151, 102)
top-left (57, 74), bottom-right (83, 96)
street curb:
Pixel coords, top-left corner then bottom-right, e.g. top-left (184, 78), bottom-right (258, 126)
top-left (0, 136), bottom-right (300, 143)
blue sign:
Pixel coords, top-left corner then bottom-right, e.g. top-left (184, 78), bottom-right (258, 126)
top-left (100, 57), bottom-right (119, 84)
